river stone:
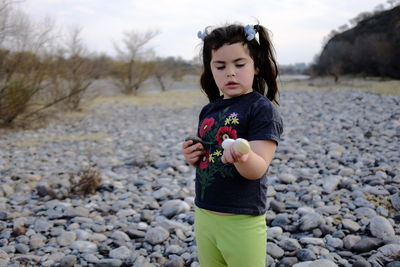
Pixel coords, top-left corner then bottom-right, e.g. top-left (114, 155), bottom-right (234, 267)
top-left (70, 241), bottom-right (97, 253)
top-left (145, 226), bottom-right (169, 245)
top-left (164, 258), bottom-right (185, 267)
top-left (352, 237), bottom-right (384, 253)
top-left (59, 255), bottom-right (77, 267)
top-left (299, 237), bottom-right (325, 246)
top-left (29, 234), bottom-right (45, 250)
top-left (12, 254), bottom-right (41, 264)
top-left (339, 167), bottom-right (355, 177)
top-left (369, 216), bottom-right (395, 239)
top-left (279, 257), bottom-right (298, 266)
top-left (270, 200), bottom-right (286, 213)
top-left (325, 235), bottom-right (343, 248)
top-left (153, 187), bottom-right (171, 199)
top-left (166, 244), bottom-right (183, 255)
top-left (64, 207), bottom-right (90, 218)
top-left (293, 259), bottom-right (338, 267)
top-left (267, 186), bottom-right (276, 197)
top-left (352, 259), bottom-right (372, 267)
top-left (111, 230), bottom-right (130, 242)
top-left (342, 219), bottom-right (361, 232)
top-left (368, 244), bottom-right (400, 266)
top-left (33, 218), bottom-right (53, 232)
top-left (354, 207), bottom-right (377, 219)
top-left (278, 237), bottom-right (302, 251)
top-left (271, 214), bottom-right (290, 227)
top-left (57, 231), bottom-right (76, 246)
top-left (267, 226), bottom-right (283, 239)
top-left (109, 246), bottom-right (131, 260)
top-left (322, 175), bottom-right (341, 193)
top-left (391, 192), bottom-right (400, 211)
top-left (278, 173), bottom-right (297, 184)
top-left (299, 213), bottom-right (323, 231)
top-left (343, 235), bottom-right (362, 250)
top-left (161, 199), bottom-right (190, 218)
top-left (0, 249), bottom-right (8, 259)
top-left (267, 242), bottom-right (284, 259)
top-left (96, 259), bottom-right (123, 267)
top-left (296, 248), bottom-right (317, 261)
top-left (15, 243), bottom-right (30, 254)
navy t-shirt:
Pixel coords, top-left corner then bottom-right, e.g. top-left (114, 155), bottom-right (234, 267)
top-left (195, 91), bottom-right (283, 215)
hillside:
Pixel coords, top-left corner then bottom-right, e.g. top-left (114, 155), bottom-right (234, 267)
top-left (312, 5), bottom-right (400, 79)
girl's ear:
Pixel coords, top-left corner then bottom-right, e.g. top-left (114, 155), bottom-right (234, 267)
top-left (255, 67), bottom-right (259, 75)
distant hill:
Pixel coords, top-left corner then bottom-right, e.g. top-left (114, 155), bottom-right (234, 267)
top-left (311, 5), bottom-right (400, 79)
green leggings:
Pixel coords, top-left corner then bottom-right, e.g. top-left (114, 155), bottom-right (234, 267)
top-left (194, 206), bottom-right (267, 267)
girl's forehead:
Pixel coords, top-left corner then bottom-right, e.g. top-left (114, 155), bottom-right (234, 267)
top-left (211, 43), bottom-right (251, 60)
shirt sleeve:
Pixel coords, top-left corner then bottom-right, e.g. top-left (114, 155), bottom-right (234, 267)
top-left (247, 98), bottom-right (283, 144)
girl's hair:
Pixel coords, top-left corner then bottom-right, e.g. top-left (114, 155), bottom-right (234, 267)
top-left (199, 24), bottom-right (279, 104)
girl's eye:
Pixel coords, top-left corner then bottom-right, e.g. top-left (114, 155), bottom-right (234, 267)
top-left (216, 66), bottom-right (225, 70)
top-left (236, 64), bottom-right (245, 68)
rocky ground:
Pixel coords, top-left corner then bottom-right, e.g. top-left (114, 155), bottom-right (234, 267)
top-left (0, 88), bottom-right (399, 267)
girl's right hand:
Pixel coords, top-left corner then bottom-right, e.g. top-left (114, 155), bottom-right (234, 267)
top-left (182, 140), bottom-right (204, 167)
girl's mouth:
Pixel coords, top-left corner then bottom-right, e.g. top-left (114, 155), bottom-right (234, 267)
top-left (226, 81), bottom-right (239, 88)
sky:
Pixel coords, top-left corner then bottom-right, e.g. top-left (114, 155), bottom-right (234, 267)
top-left (18, 0), bottom-right (387, 65)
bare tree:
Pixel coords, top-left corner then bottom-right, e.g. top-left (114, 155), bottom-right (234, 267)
top-left (0, 1), bottom-right (55, 125)
top-left (61, 26), bottom-right (94, 110)
top-left (113, 29), bottom-right (159, 94)
top-left (349, 12), bottom-right (372, 26)
top-left (387, 0), bottom-right (400, 8)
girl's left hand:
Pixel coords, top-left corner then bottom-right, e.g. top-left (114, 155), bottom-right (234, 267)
top-left (221, 145), bottom-right (249, 164)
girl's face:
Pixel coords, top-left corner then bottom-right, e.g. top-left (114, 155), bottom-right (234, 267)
top-left (210, 42), bottom-right (258, 99)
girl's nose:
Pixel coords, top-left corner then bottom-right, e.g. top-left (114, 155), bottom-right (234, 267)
top-left (226, 67), bottom-right (235, 77)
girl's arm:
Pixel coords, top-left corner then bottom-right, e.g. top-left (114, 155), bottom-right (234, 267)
top-left (221, 140), bottom-right (276, 180)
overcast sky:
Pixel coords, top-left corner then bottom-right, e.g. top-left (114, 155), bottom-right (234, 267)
top-left (18, 0), bottom-right (387, 65)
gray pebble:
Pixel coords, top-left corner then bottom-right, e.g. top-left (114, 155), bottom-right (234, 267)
top-left (161, 199), bottom-right (190, 218)
top-left (296, 248), bottom-right (317, 261)
top-left (267, 242), bottom-right (284, 259)
top-left (145, 226), bottom-right (169, 245)
top-left (369, 216), bottom-right (395, 239)
top-left (59, 255), bottom-right (77, 267)
top-left (57, 231), bottom-right (76, 246)
top-left (109, 246), bottom-right (131, 259)
top-left (96, 259), bottom-right (123, 267)
top-left (70, 241), bottom-right (97, 253)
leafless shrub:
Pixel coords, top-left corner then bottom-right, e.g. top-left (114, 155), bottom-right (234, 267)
top-left (69, 167), bottom-right (102, 196)
top-left (113, 29), bottom-right (159, 94)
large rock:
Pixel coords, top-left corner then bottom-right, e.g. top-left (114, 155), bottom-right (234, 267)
top-left (145, 226), bottom-right (169, 245)
top-left (369, 216), bottom-right (395, 239)
top-left (161, 200), bottom-right (190, 218)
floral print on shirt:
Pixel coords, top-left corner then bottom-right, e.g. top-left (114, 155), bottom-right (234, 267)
top-left (197, 107), bottom-right (241, 200)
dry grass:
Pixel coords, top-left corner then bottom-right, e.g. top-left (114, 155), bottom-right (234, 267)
top-left (17, 133), bottom-right (112, 148)
top-left (90, 89), bottom-right (208, 109)
top-left (280, 76), bottom-right (400, 96)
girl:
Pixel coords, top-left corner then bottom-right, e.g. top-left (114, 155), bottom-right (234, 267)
top-left (182, 23), bottom-right (283, 267)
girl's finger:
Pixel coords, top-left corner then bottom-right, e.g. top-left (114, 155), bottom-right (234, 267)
top-left (182, 140), bottom-right (193, 149)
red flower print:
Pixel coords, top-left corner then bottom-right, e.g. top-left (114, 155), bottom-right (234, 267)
top-left (215, 126), bottom-right (237, 145)
top-left (199, 151), bottom-right (210, 169)
top-left (199, 118), bottom-right (215, 138)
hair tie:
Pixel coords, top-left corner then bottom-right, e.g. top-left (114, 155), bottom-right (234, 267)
top-left (197, 30), bottom-right (207, 40)
top-left (244, 25), bottom-right (257, 41)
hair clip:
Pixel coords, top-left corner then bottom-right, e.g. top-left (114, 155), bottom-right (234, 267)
top-left (197, 30), bottom-right (207, 40)
top-left (244, 25), bottom-right (256, 41)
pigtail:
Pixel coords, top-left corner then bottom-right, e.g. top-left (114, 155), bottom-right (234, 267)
top-left (253, 24), bottom-right (280, 105)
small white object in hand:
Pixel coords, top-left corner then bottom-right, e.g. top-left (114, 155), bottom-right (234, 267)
top-left (222, 139), bottom-right (235, 149)
top-left (222, 138), bottom-right (251, 154)
top-left (233, 138), bottom-right (250, 154)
